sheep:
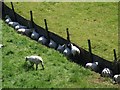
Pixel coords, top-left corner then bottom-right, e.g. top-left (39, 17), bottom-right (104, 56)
top-left (113, 74), bottom-right (120, 84)
top-left (8, 22), bottom-right (19, 28)
top-left (63, 47), bottom-right (72, 57)
top-left (25, 55), bottom-right (44, 70)
top-left (85, 62), bottom-right (99, 72)
top-left (15, 25), bottom-right (27, 30)
top-left (57, 44), bottom-right (66, 53)
top-left (17, 28), bottom-right (33, 36)
top-left (31, 30), bottom-right (40, 40)
top-left (38, 36), bottom-right (48, 45)
top-left (71, 44), bottom-right (80, 56)
top-left (101, 68), bottom-right (113, 78)
top-left (0, 44), bottom-right (4, 49)
top-left (5, 15), bottom-right (12, 24)
top-left (48, 39), bottom-right (57, 49)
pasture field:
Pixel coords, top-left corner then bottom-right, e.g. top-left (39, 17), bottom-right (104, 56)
top-left (2, 20), bottom-right (120, 88)
top-left (5, 2), bottom-right (118, 61)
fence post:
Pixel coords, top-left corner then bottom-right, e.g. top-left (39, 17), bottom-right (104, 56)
top-left (11, 2), bottom-right (17, 22)
top-left (88, 39), bottom-right (93, 62)
top-left (44, 19), bottom-right (50, 41)
top-left (113, 49), bottom-right (117, 62)
top-left (66, 28), bottom-right (70, 43)
top-left (1, 2), bottom-right (4, 19)
top-left (30, 10), bottom-right (34, 28)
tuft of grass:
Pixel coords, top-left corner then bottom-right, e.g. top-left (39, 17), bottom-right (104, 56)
top-left (4, 2), bottom-right (118, 61)
top-left (2, 20), bottom-right (120, 88)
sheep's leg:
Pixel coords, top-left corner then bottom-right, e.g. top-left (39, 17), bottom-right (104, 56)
top-left (41, 62), bottom-right (44, 70)
top-left (36, 64), bottom-right (38, 70)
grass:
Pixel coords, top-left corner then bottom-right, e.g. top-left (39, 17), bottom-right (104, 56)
top-left (2, 20), bottom-right (120, 88)
top-left (4, 2), bottom-right (118, 61)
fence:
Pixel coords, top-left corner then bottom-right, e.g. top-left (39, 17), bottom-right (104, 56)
top-left (1, 2), bottom-right (120, 75)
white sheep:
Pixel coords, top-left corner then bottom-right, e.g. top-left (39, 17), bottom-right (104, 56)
top-left (8, 22), bottom-right (19, 28)
top-left (57, 44), bottom-right (65, 53)
top-left (38, 36), bottom-right (48, 45)
top-left (15, 25), bottom-right (27, 30)
top-left (25, 55), bottom-right (44, 70)
top-left (0, 44), bottom-right (4, 49)
top-left (101, 68), bottom-right (113, 77)
top-left (71, 44), bottom-right (80, 56)
top-left (85, 62), bottom-right (99, 72)
top-left (5, 15), bottom-right (12, 24)
top-left (31, 30), bottom-right (40, 40)
top-left (63, 47), bottom-right (72, 57)
top-left (113, 74), bottom-right (120, 84)
top-left (48, 39), bottom-right (57, 49)
top-left (17, 28), bottom-right (32, 36)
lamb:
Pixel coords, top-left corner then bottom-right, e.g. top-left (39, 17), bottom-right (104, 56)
top-left (8, 22), bottom-right (19, 28)
top-left (48, 39), bottom-right (57, 49)
top-left (38, 36), bottom-right (48, 45)
top-left (57, 44), bottom-right (65, 53)
top-left (31, 30), bottom-right (40, 40)
top-left (63, 47), bottom-right (72, 57)
top-left (113, 74), bottom-right (120, 84)
top-left (71, 44), bottom-right (80, 56)
top-left (101, 68), bottom-right (113, 77)
top-left (85, 62), bottom-right (99, 72)
top-left (25, 55), bottom-right (44, 70)
top-left (17, 28), bottom-right (32, 36)
top-left (5, 15), bottom-right (12, 24)
top-left (15, 25), bottom-right (27, 30)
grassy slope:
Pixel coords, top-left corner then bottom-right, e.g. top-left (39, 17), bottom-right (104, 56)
top-left (0, 20), bottom-right (2, 89)
top-left (5, 2), bottom-right (118, 61)
top-left (2, 20), bottom-right (120, 88)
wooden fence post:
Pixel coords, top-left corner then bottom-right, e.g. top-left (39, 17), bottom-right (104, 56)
top-left (113, 49), bottom-right (117, 62)
top-left (88, 39), bottom-right (93, 62)
top-left (30, 10), bottom-right (34, 28)
top-left (66, 28), bottom-right (70, 43)
top-left (11, 2), bottom-right (17, 22)
top-left (1, 2), bottom-right (4, 19)
top-left (44, 19), bottom-right (50, 41)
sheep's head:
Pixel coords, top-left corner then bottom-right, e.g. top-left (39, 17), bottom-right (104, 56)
top-left (94, 62), bottom-right (98, 65)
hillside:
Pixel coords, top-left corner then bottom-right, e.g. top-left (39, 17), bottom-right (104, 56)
top-left (4, 2), bottom-right (118, 61)
top-left (2, 20), bottom-right (120, 88)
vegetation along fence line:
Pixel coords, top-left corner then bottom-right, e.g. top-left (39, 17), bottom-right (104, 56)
top-left (1, 2), bottom-right (120, 75)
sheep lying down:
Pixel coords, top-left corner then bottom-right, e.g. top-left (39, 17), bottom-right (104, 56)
top-left (25, 55), bottom-right (44, 70)
top-left (113, 74), bottom-right (120, 84)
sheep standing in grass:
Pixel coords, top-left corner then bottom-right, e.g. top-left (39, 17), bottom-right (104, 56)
top-left (101, 68), bottom-right (113, 77)
top-left (85, 62), bottom-right (99, 72)
top-left (38, 36), bottom-right (48, 45)
top-left (113, 74), bottom-right (120, 84)
top-left (31, 30), bottom-right (40, 40)
top-left (25, 55), bottom-right (44, 70)
top-left (5, 15), bottom-right (12, 24)
top-left (48, 39), bottom-right (57, 49)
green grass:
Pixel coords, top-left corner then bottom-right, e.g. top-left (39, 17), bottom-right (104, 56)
top-left (2, 20), bottom-right (120, 88)
top-left (4, 2), bottom-right (118, 61)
